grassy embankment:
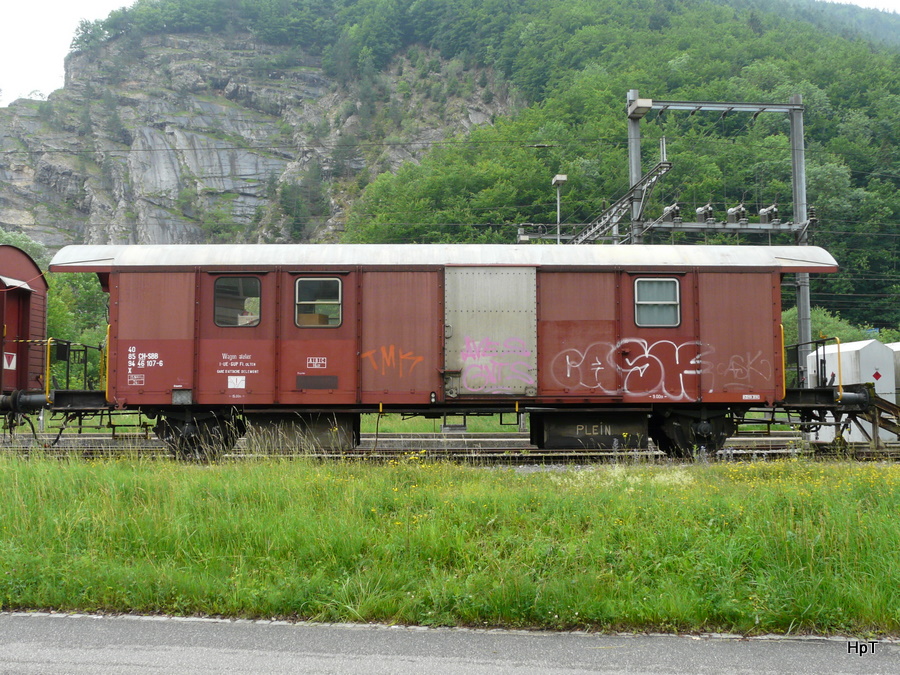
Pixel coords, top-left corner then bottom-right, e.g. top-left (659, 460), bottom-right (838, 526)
top-left (0, 456), bottom-right (897, 635)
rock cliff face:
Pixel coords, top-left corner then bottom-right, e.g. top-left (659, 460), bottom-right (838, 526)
top-left (0, 34), bottom-right (516, 248)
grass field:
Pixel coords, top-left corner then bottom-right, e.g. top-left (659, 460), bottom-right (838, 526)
top-left (0, 456), bottom-right (897, 636)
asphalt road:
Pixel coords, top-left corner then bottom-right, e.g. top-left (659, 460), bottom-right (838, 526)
top-left (0, 613), bottom-right (896, 674)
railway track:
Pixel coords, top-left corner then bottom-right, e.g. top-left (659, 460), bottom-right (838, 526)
top-left (1, 430), bottom-right (898, 461)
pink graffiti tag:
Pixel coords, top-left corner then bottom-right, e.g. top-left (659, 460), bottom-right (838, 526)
top-left (460, 336), bottom-right (535, 393)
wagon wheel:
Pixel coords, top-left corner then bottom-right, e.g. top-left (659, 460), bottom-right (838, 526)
top-left (650, 414), bottom-right (687, 458)
top-left (652, 412), bottom-right (733, 459)
top-left (173, 433), bottom-right (208, 462)
top-left (664, 418), bottom-right (695, 459)
top-left (154, 415), bottom-right (245, 461)
top-left (197, 416), bottom-right (245, 458)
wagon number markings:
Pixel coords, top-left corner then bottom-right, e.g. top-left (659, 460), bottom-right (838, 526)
top-left (127, 345), bottom-right (164, 373)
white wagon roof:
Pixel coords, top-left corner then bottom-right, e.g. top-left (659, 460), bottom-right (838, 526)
top-left (49, 244), bottom-right (838, 272)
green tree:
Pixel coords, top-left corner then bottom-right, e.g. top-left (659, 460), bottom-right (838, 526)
top-left (782, 306), bottom-right (873, 347)
top-left (46, 273), bottom-right (108, 344)
top-left (70, 19), bottom-right (109, 52)
top-left (0, 231), bottom-right (48, 266)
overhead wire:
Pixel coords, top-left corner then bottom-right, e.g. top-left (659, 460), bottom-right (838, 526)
top-left (3, 108), bottom-right (898, 266)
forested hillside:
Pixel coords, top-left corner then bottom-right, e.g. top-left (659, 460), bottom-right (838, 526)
top-left (7, 0), bottom-right (900, 330)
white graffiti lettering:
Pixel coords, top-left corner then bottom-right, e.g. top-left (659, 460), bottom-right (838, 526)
top-left (550, 339), bottom-right (713, 401)
top-left (716, 350), bottom-right (773, 389)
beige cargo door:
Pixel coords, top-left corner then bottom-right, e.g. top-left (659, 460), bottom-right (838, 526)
top-left (443, 267), bottom-right (537, 397)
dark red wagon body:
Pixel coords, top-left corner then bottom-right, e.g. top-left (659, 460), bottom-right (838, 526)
top-left (49, 244), bottom-right (837, 455)
top-left (0, 245), bottom-right (47, 394)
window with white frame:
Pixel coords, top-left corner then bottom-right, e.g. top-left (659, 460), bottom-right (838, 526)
top-left (295, 278), bottom-right (342, 327)
top-left (634, 278), bottom-right (680, 327)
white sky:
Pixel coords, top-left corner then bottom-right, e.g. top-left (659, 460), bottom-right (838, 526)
top-left (1, 1), bottom-right (132, 107)
top-left (1, 0), bottom-right (900, 107)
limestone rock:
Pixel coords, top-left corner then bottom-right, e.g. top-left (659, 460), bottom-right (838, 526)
top-left (0, 34), bottom-right (518, 250)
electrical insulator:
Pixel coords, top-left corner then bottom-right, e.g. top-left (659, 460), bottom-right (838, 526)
top-left (661, 203), bottom-right (681, 223)
top-left (759, 204), bottom-right (779, 224)
top-left (726, 204), bottom-right (747, 224)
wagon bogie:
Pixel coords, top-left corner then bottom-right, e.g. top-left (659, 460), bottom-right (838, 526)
top-left (152, 409), bottom-right (246, 460)
top-left (648, 408), bottom-right (739, 458)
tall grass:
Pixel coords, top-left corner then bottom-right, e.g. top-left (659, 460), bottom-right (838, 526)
top-left (0, 457), bottom-right (897, 634)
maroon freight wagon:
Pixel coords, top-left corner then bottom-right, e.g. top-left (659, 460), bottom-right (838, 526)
top-left (0, 245), bottom-right (47, 395)
top-left (49, 244), bottom-right (837, 457)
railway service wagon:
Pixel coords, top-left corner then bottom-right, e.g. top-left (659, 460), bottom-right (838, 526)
top-left (49, 244), bottom-right (837, 456)
top-left (0, 245), bottom-right (48, 397)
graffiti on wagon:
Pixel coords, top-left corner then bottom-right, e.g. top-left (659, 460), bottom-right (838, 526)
top-left (361, 345), bottom-right (425, 379)
top-left (550, 339), bottom-right (772, 399)
top-left (459, 336), bottom-right (535, 393)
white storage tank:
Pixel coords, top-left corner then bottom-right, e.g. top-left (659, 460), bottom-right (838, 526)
top-left (886, 343), bottom-right (900, 402)
top-left (806, 339), bottom-right (895, 442)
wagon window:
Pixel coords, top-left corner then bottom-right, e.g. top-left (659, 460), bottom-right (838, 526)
top-left (296, 278), bottom-right (341, 327)
top-left (634, 278), bottom-right (680, 327)
top-left (214, 277), bottom-right (261, 327)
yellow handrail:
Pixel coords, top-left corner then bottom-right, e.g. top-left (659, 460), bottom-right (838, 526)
top-left (44, 338), bottom-right (53, 402)
top-left (104, 324), bottom-right (111, 403)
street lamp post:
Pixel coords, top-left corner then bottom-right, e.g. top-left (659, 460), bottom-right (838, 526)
top-left (552, 174), bottom-right (567, 244)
